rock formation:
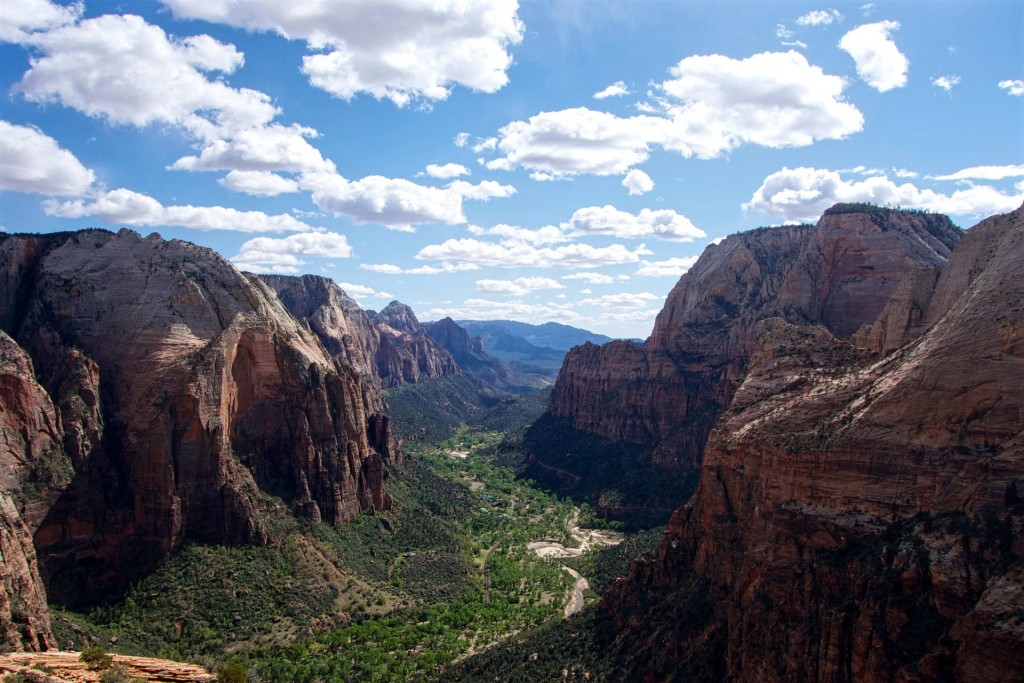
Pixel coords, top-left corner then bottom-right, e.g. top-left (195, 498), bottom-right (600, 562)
top-left (0, 229), bottom-right (396, 623)
top-left (261, 275), bottom-right (459, 389)
top-left (545, 205), bottom-right (962, 473)
top-left (602, 204), bottom-right (1024, 681)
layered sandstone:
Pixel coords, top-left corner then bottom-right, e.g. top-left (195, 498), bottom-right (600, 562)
top-left (603, 204), bottom-right (1024, 681)
top-left (0, 229), bottom-right (395, 609)
top-left (261, 275), bottom-right (459, 388)
top-left (547, 206), bottom-right (961, 469)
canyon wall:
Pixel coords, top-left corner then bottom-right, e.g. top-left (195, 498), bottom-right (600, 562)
top-left (602, 204), bottom-right (1024, 681)
top-left (0, 230), bottom-right (396, 625)
top-left (544, 206), bottom-right (962, 473)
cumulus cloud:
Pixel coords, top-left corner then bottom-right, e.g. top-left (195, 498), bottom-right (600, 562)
top-left (219, 170), bottom-right (300, 196)
top-left (796, 9), bottom-right (843, 26)
top-left (998, 79), bottom-right (1024, 96)
top-left (932, 75), bottom-right (961, 93)
top-left (635, 255), bottom-right (700, 277)
top-left (171, 124), bottom-right (330, 172)
top-left (416, 238), bottom-right (652, 269)
top-left (337, 282), bottom-right (393, 300)
top-left (14, 14), bottom-right (276, 141)
top-left (593, 81), bottom-right (630, 99)
top-left (230, 231), bottom-right (353, 273)
top-left (0, 120), bottom-right (95, 195)
top-left (579, 292), bottom-right (660, 308)
top-left (44, 188), bottom-right (318, 232)
top-left (0, 0), bottom-right (81, 43)
top-left (360, 262), bottom-right (479, 276)
top-left (839, 20), bottom-right (909, 92)
top-left (424, 299), bottom-right (584, 325)
top-left (300, 171), bottom-right (467, 229)
top-left (566, 205), bottom-right (705, 242)
top-left (161, 0), bottom-right (523, 107)
top-left (425, 163), bottom-right (470, 179)
top-left (744, 166), bottom-right (1023, 222)
top-left (622, 169), bottom-right (654, 195)
top-left (485, 51), bottom-right (862, 175)
top-left (454, 132), bottom-right (471, 147)
top-left (467, 223), bottom-right (569, 246)
top-left (929, 165), bottom-right (1024, 181)
top-left (447, 180), bottom-right (517, 200)
top-left (475, 277), bottom-right (564, 296)
top-left (562, 271), bottom-right (614, 284)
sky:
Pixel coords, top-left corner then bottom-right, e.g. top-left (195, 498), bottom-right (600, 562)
top-left (1, 1), bottom-right (1022, 339)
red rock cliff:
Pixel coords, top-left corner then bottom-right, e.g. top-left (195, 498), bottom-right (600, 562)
top-left (0, 229), bottom-right (396, 604)
top-left (602, 204), bottom-right (1024, 682)
top-left (548, 206), bottom-right (961, 469)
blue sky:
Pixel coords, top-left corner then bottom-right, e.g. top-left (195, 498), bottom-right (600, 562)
top-left (1, 0), bottom-right (1021, 338)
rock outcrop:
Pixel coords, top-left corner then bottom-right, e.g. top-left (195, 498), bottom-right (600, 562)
top-left (0, 230), bottom-right (396, 612)
top-left (546, 206), bottom-right (962, 472)
top-left (261, 275), bottom-right (459, 389)
top-left (602, 204), bottom-right (1024, 681)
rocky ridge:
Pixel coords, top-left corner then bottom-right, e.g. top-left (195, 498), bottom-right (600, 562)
top-left (602, 204), bottom-right (1024, 681)
top-left (0, 229), bottom-right (398, 649)
top-left (545, 206), bottom-right (962, 475)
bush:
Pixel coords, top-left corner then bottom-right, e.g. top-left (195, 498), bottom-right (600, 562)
top-left (80, 646), bottom-right (113, 670)
top-left (217, 660), bottom-right (247, 683)
top-left (99, 667), bottom-right (146, 683)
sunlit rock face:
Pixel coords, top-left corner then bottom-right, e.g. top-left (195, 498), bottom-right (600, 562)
top-left (602, 204), bottom-right (1024, 682)
top-left (0, 229), bottom-right (396, 615)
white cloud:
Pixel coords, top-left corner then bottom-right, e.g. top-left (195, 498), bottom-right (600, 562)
top-left (930, 165), bottom-right (1024, 181)
top-left (219, 170), bottom-right (299, 196)
top-left (893, 168), bottom-right (918, 178)
top-left (162, 0), bottom-right (524, 107)
top-left (776, 24), bottom-right (795, 39)
top-left (425, 163), bottom-right (470, 179)
top-left (447, 180), bottom-right (517, 200)
top-left (44, 188), bottom-right (318, 233)
top-left (562, 271), bottom-right (614, 284)
top-left (781, 40), bottom-right (808, 50)
top-left (300, 171), bottom-right (466, 229)
top-left (744, 166), bottom-right (1024, 222)
top-left (566, 205), bottom-right (705, 242)
top-left (796, 9), bottom-right (843, 26)
top-left (416, 238), bottom-right (652, 269)
top-left (454, 132), bottom-right (471, 147)
top-left (475, 277), bottom-right (564, 296)
top-left (998, 79), bottom-right (1024, 96)
top-left (932, 75), bottom-right (961, 93)
top-left (14, 14), bottom-right (276, 141)
top-left (593, 81), bottom-right (630, 99)
top-left (579, 292), bottom-right (660, 309)
top-left (597, 309), bottom-right (661, 324)
top-left (424, 298), bottom-right (584, 325)
top-left (360, 262), bottom-right (479, 276)
top-left (839, 21), bottom-right (909, 92)
top-left (337, 282), bottom-right (393, 300)
top-left (0, 120), bottom-right (95, 195)
top-left (231, 231), bottom-right (353, 273)
top-left (861, 3), bottom-right (876, 16)
top-left (580, 288), bottom-right (592, 294)
top-left (635, 255), bottom-right (700, 277)
top-left (622, 169), bottom-right (654, 195)
top-left (467, 223), bottom-right (569, 246)
top-left (0, 0), bottom-right (82, 43)
top-left (171, 124), bottom-right (330, 172)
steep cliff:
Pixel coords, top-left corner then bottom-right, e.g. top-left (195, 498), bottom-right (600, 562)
top-left (262, 275), bottom-right (459, 389)
top-left (544, 206), bottom-right (962, 474)
top-left (602, 205), bottom-right (1024, 681)
top-left (0, 230), bottom-right (396, 606)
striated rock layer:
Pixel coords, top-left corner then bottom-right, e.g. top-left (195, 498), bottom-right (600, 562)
top-left (261, 275), bottom-right (459, 388)
top-left (547, 206), bottom-right (961, 471)
top-left (0, 230), bottom-right (397, 618)
top-left (602, 205), bottom-right (1024, 681)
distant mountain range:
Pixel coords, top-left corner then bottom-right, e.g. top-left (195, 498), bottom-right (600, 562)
top-left (454, 320), bottom-right (614, 370)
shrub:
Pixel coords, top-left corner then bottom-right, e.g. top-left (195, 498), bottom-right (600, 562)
top-left (217, 660), bottom-right (247, 683)
top-left (80, 646), bottom-right (113, 670)
top-left (99, 666), bottom-right (147, 683)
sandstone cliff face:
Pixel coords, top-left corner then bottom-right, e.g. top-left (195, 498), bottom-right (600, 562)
top-left (603, 205), bottom-right (1024, 682)
top-left (0, 332), bottom-right (58, 651)
top-left (0, 230), bottom-right (395, 606)
top-left (548, 206), bottom-right (961, 470)
top-left (262, 275), bottom-right (459, 389)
